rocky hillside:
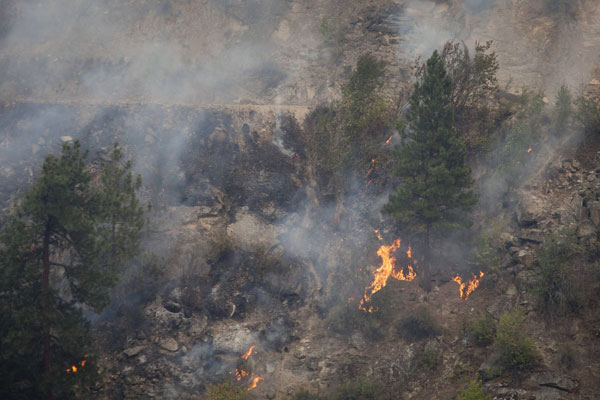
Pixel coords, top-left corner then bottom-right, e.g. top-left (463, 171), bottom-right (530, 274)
top-left (2, 1), bottom-right (600, 399)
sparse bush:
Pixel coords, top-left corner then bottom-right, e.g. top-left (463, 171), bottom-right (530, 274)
top-left (328, 302), bottom-right (385, 341)
top-left (206, 229), bottom-right (234, 262)
top-left (575, 87), bottom-right (600, 135)
top-left (205, 381), bottom-right (250, 400)
top-left (397, 306), bottom-right (439, 342)
top-left (499, 89), bottom-right (545, 188)
top-left (416, 346), bottom-right (441, 371)
top-left (552, 85), bottom-right (573, 135)
top-left (472, 229), bottom-right (503, 284)
top-left (334, 380), bottom-right (385, 400)
top-left (471, 312), bottom-right (496, 346)
top-left (456, 377), bottom-right (491, 400)
top-left (558, 344), bottom-right (576, 370)
top-left (293, 389), bottom-right (322, 400)
top-left (251, 243), bottom-right (283, 276)
top-left (534, 233), bottom-right (583, 319)
top-left (495, 308), bottom-right (536, 371)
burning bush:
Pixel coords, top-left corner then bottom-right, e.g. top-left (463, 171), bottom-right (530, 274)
top-left (495, 308), bottom-right (536, 371)
top-left (396, 306), bottom-right (439, 342)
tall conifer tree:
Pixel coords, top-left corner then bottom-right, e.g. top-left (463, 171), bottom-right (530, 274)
top-left (0, 141), bottom-right (146, 399)
top-left (385, 51), bottom-right (477, 290)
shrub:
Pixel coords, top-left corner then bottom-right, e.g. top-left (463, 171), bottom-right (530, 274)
top-left (416, 346), bottom-right (441, 371)
top-left (575, 88), bottom-right (600, 135)
top-left (334, 380), bottom-right (385, 400)
top-left (471, 313), bottom-right (496, 346)
top-left (457, 378), bottom-right (491, 400)
top-left (205, 381), bottom-right (250, 400)
top-left (534, 233), bottom-right (583, 319)
top-left (552, 85), bottom-right (573, 135)
top-left (495, 308), bottom-right (536, 371)
top-left (558, 344), bottom-right (576, 370)
top-left (397, 306), bottom-right (439, 342)
top-left (328, 303), bottom-right (385, 341)
top-left (293, 389), bottom-right (321, 400)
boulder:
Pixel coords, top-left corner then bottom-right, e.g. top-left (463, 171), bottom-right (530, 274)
top-left (519, 229), bottom-right (544, 244)
top-left (212, 325), bottom-right (253, 353)
top-left (513, 249), bottom-right (534, 267)
top-left (159, 338), bottom-right (179, 352)
top-left (478, 354), bottom-right (503, 381)
top-left (570, 195), bottom-right (586, 221)
top-left (589, 201), bottom-right (600, 227)
top-left (530, 371), bottom-right (579, 392)
top-left (576, 221), bottom-right (596, 238)
top-left (123, 346), bottom-right (146, 358)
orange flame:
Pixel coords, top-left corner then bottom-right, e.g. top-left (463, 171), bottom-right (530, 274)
top-left (235, 369), bottom-right (249, 381)
top-left (247, 376), bottom-right (264, 391)
top-left (452, 271), bottom-right (484, 300)
top-left (241, 345), bottom-right (255, 360)
top-left (527, 148), bottom-right (532, 153)
top-left (385, 135), bottom-right (393, 145)
top-left (66, 355), bottom-right (88, 373)
top-left (359, 232), bottom-right (416, 312)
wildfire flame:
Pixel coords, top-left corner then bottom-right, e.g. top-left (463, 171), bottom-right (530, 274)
top-left (247, 376), bottom-right (264, 391)
top-left (452, 271), bottom-right (484, 300)
top-left (66, 355), bottom-right (88, 373)
top-left (385, 135), bottom-right (393, 145)
top-left (527, 147), bottom-right (532, 153)
top-left (359, 231), bottom-right (416, 312)
top-left (241, 345), bottom-right (255, 360)
top-left (235, 368), bottom-right (249, 381)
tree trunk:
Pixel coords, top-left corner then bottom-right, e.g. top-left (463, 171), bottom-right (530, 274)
top-left (42, 222), bottom-right (52, 400)
top-left (420, 223), bottom-right (432, 292)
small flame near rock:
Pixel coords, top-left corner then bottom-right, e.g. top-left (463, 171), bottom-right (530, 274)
top-left (230, 345), bottom-right (264, 391)
top-left (359, 230), bottom-right (416, 312)
top-left (452, 271), bottom-right (484, 300)
top-left (247, 376), bottom-right (264, 391)
top-left (241, 345), bottom-right (255, 360)
top-left (66, 354), bottom-right (88, 373)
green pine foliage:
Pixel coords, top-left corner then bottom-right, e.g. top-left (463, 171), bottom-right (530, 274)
top-left (205, 381), bottom-right (250, 400)
top-left (456, 378), bottom-right (491, 400)
top-left (0, 141), bottom-right (147, 399)
top-left (495, 308), bottom-right (536, 371)
top-left (385, 50), bottom-right (477, 288)
top-left (534, 233), bottom-right (583, 319)
top-left (552, 85), bottom-right (573, 135)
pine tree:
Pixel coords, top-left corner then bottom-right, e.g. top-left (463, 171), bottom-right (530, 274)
top-left (384, 51), bottom-right (477, 290)
top-left (0, 141), bottom-right (146, 399)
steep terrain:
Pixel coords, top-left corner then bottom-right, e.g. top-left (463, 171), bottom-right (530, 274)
top-left (2, 1), bottom-right (600, 399)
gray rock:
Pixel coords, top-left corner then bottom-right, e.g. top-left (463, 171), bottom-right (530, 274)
top-left (159, 338), bottom-right (179, 352)
top-left (530, 371), bottom-right (579, 392)
top-left (500, 232), bottom-right (518, 248)
top-left (516, 269), bottom-right (540, 291)
top-left (349, 332), bottom-right (366, 351)
top-left (589, 201), bottom-right (600, 226)
top-left (519, 229), bottom-right (544, 244)
top-left (487, 297), bottom-right (513, 319)
top-left (478, 354), bottom-right (503, 381)
top-left (576, 221), bottom-right (596, 238)
top-left (123, 345), bottom-right (146, 357)
top-left (513, 249), bottom-right (534, 267)
top-left (571, 195), bottom-right (586, 221)
top-left (532, 387), bottom-right (565, 399)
